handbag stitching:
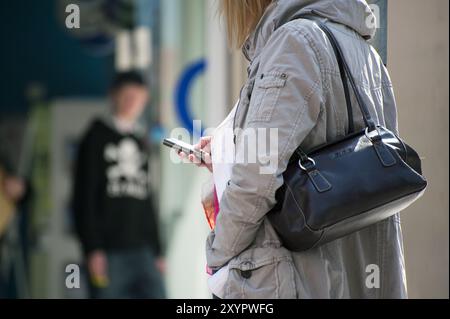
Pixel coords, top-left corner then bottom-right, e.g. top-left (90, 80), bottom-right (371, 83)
top-left (285, 182), bottom-right (318, 232)
top-left (306, 230), bottom-right (326, 250)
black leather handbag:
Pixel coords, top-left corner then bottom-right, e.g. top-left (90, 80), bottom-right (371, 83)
top-left (267, 21), bottom-right (428, 252)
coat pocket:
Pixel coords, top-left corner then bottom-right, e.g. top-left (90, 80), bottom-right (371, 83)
top-left (248, 72), bottom-right (287, 123)
top-left (223, 247), bottom-right (297, 299)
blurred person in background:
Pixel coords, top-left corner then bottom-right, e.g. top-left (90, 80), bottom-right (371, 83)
top-left (0, 150), bottom-right (28, 298)
top-left (72, 71), bottom-right (165, 299)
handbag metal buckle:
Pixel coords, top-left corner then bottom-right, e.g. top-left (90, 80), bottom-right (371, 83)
top-left (299, 158), bottom-right (316, 171)
top-left (365, 127), bottom-right (382, 142)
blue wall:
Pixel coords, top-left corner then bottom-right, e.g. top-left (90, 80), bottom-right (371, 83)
top-left (0, 0), bottom-right (114, 114)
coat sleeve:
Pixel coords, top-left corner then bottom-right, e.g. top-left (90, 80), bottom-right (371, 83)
top-left (206, 25), bottom-right (324, 268)
top-left (73, 128), bottom-right (104, 255)
top-left (380, 63), bottom-right (399, 135)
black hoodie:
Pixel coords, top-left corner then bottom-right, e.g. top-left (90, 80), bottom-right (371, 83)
top-left (73, 118), bottom-right (161, 256)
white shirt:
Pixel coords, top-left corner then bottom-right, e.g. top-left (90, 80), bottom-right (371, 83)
top-left (207, 103), bottom-right (238, 298)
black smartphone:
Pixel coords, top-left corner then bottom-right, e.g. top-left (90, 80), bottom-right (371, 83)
top-left (163, 138), bottom-right (208, 162)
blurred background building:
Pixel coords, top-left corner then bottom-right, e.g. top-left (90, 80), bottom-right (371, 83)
top-left (0, 0), bottom-right (448, 299)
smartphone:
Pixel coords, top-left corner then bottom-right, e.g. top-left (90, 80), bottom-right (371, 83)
top-left (163, 138), bottom-right (208, 162)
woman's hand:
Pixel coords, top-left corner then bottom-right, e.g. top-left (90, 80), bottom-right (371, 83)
top-left (179, 136), bottom-right (213, 173)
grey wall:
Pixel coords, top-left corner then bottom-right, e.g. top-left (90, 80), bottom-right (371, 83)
top-left (368, 0), bottom-right (388, 63)
top-left (388, 0), bottom-right (449, 299)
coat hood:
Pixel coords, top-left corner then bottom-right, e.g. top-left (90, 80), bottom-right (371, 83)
top-left (243, 0), bottom-right (377, 61)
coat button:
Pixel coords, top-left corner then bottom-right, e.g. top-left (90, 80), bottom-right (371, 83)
top-left (240, 270), bottom-right (252, 279)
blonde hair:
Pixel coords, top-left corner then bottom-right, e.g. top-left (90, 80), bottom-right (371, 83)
top-left (221, 0), bottom-right (273, 48)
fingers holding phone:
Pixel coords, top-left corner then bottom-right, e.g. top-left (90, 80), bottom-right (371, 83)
top-left (163, 137), bottom-right (213, 172)
top-left (179, 136), bottom-right (213, 173)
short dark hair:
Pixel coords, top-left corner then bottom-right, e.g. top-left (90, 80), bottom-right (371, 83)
top-left (109, 71), bottom-right (147, 92)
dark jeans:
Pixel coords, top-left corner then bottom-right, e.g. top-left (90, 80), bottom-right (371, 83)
top-left (90, 247), bottom-right (165, 299)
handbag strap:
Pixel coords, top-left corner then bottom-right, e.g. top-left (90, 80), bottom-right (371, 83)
top-left (292, 19), bottom-right (378, 163)
top-left (317, 21), bottom-right (377, 131)
top-left (320, 23), bottom-right (354, 134)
